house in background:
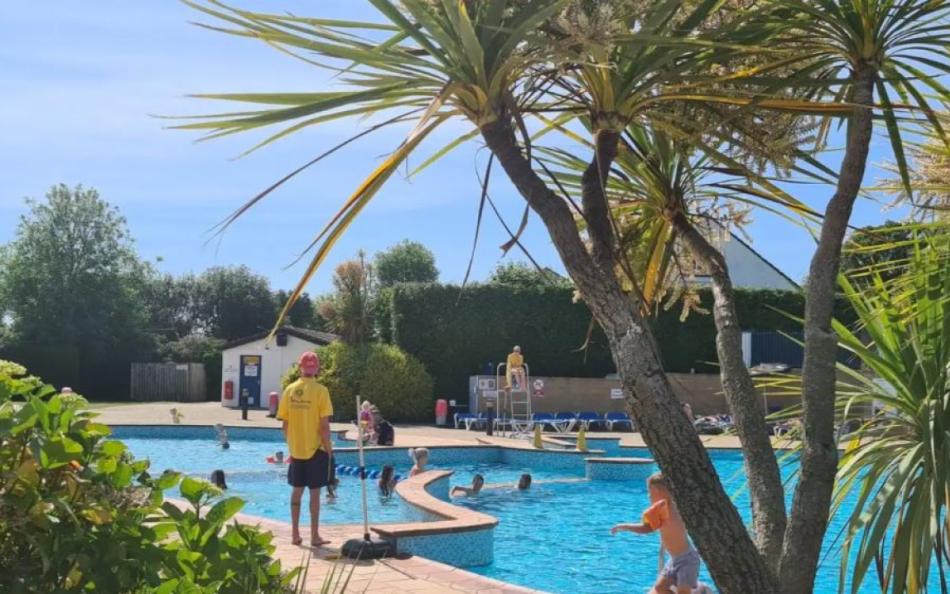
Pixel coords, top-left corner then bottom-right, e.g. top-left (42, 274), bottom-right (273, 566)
top-left (220, 326), bottom-right (336, 409)
top-left (694, 227), bottom-right (800, 291)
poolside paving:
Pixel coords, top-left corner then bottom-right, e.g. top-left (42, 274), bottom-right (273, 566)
top-left (94, 401), bottom-right (800, 592)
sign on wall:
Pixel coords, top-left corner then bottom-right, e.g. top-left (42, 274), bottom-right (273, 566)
top-left (532, 379), bottom-right (545, 398)
top-left (610, 388), bottom-right (624, 399)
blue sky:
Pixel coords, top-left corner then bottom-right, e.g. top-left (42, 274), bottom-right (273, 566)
top-left (0, 1), bottom-right (905, 293)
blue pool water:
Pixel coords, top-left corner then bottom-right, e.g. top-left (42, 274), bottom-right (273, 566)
top-left (118, 427), bottom-right (935, 594)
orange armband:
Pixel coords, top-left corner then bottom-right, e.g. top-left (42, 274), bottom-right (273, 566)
top-left (641, 500), bottom-right (669, 531)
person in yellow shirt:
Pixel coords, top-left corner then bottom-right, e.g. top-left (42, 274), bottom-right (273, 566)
top-left (506, 345), bottom-right (525, 390)
top-left (277, 351), bottom-right (334, 547)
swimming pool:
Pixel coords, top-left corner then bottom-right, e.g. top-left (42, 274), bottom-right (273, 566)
top-left (117, 426), bottom-right (933, 594)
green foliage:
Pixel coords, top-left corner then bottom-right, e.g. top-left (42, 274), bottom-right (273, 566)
top-left (318, 254), bottom-right (375, 345)
top-left (488, 262), bottom-right (570, 288)
top-left (828, 229), bottom-right (950, 594)
top-left (374, 240), bottom-right (439, 288)
top-left (274, 289), bottom-right (316, 329)
top-left (385, 283), bottom-right (855, 396)
top-left (0, 360), bottom-right (299, 593)
top-left (312, 342), bottom-right (434, 422)
top-left (0, 184), bottom-right (155, 398)
top-left (160, 334), bottom-right (226, 400)
top-left (841, 221), bottom-right (931, 284)
top-left (195, 266), bottom-right (276, 342)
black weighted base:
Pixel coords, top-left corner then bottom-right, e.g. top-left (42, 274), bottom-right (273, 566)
top-left (341, 536), bottom-right (393, 560)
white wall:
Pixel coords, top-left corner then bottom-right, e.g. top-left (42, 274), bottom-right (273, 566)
top-left (220, 335), bottom-right (321, 408)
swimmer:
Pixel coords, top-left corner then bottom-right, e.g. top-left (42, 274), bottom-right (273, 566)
top-left (451, 474), bottom-right (485, 497)
top-left (378, 465), bottom-right (397, 496)
top-left (611, 472), bottom-right (700, 594)
top-left (326, 477), bottom-right (339, 501)
top-left (409, 448), bottom-right (429, 476)
top-left (517, 473), bottom-right (532, 490)
top-left (210, 469), bottom-right (228, 490)
top-left (221, 441), bottom-right (230, 450)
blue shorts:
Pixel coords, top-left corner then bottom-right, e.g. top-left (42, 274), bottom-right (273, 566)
top-left (662, 547), bottom-right (700, 588)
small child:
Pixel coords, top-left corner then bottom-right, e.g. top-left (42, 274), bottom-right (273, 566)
top-left (359, 401), bottom-right (376, 442)
top-left (378, 464), bottom-right (397, 496)
top-left (611, 472), bottom-right (700, 594)
top-left (451, 474), bottom-right (485, 497)
top-left (517, 473), bottom-right (532, 490)
top-left (409, 448), bottom-right (429, 476)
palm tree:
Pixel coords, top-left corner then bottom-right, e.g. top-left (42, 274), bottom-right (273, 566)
top-left (764, 226), bottom-right (950, 593)
top-left (755, 1), bottom-right (950, 589)
top-left (540, 123), bottom-right (822, 568)
top-left (176, 1), bottom-right (788, 589)
top-left (173, 1), bottom-right (950, 592)
top-left (832, 227), bottom-right (950, 594)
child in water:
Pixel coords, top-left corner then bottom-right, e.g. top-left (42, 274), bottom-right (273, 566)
top-left (378, 465), bottom-right (396, 496)
top-left (611, 472), bottom-right (700, 594)
top-left (408, 448), bottom-right (429, 476)
top-left (451, 474), bottom-right (485, 497)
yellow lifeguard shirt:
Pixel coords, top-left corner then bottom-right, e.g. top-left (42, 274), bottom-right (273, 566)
top-left (507, 352), bottom-right (524, 368)
top-left (277, 377), bottom-right (333, 460)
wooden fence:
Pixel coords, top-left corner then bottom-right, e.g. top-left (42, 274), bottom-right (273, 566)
top-left (130, 363), bottom-right (207, 402)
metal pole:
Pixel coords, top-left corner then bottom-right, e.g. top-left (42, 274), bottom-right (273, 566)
top-left (240, 388), bottom-right (249, 421)
top-left (356, 394), bottom-right (370, 541)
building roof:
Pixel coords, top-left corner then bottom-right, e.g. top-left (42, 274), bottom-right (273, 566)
top-left (222, 326), bottom-right (338, 350)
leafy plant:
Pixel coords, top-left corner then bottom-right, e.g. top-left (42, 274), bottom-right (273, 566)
top-left (306, 342), bottom-right (434, 422)
top-left (829, 228), bottom-right (950, 594)
top-left (0, 360), bottom-right (300, 593)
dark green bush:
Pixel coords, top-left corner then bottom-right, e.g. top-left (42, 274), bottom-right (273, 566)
top-left (0, 360), bottom-right (299, 593)
top-left (383, 284), bottom-right (856, 396)
top-left (288, 342), bottom-right (434, 422)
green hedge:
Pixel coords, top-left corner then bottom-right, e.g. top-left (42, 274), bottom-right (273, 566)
top-left (384, 283), bottom-right (855, 397)
top-left (284, 342), bottom-right (435, 422)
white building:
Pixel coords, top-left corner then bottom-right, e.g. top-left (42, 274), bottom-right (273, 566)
top-left (220, 326), bottom-right (336, 409)
top-left (695, 228), bottom-right (800, 291)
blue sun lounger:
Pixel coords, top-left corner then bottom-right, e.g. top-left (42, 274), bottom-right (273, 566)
top-left (577, 411), bottom-right (606, 431)
top-left (605, 411), bottom-right (634, 431)
top-left (531, 412), bottom-right (574, 433)
top-left (454, 412), bottom-right (486, 430)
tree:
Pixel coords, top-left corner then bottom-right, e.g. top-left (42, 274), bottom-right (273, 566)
top-left (488, 262), bottom-right (570, 288)
top-left (179, 2), bottom-right (950, 591)
top-left (0, 184), bottom-right (153, 397)
top-left (193, 266), bottom-right (275, 341)
top-left (374, 240), bottom-right (439, 287)
top-left (273, 289), bottom-right (316, 328)
top-left (318, 253), bottom-right (374, 344)
top-left (143, 272), bottom-right (201, 342)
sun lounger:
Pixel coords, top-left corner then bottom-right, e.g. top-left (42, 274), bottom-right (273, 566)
top-left (604, 411), bottom-right (634, 431)
top-left (555, 411), bottom-right (578, 432)
top-left (454, 412), bottom-right (486, 430)
top-left (577, 411), bottom-right (606, 431)
top-left (531, 412), bottom-right (574, 433)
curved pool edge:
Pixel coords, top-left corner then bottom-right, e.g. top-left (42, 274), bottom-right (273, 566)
top-left (372, 469), bottom-right (497, 567)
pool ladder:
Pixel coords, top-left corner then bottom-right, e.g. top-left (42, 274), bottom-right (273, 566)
top-left (495, 362), bottom-right (531, 438)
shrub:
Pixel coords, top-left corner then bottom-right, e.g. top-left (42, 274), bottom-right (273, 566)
top-left (0, 360), bottom-right (299, 593)
top-left (280, 343), bottom-right (434, 422)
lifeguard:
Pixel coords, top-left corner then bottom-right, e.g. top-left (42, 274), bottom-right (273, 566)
top-left (506, 345), bottom-right (526, 390)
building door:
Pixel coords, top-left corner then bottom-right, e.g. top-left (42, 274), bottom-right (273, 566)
top-left (239, 355), bottom-right (262, 408)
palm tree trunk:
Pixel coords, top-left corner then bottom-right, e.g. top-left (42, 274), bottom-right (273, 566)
top-left (481, 116), bottom-right (776, 594)
top-left (673, 213), bottom-right (787, 572)
top-left (779, 64), bottom-right (877, 594)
